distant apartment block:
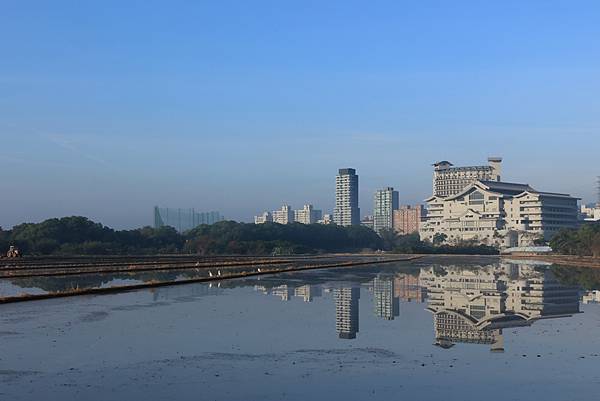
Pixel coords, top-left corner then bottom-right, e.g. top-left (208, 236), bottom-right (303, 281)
top-left (360, 215), bottom-right (374, 230)
top-left (154, 206), bottom-right (224, 232)
top-left (254, 211), bottom-right (273, 224)
top-left (393, 205), bottom-right (425, 235)
top-left (317, 214), bottom-right (333, 225)
top-left (373, 187), bottom-right (399, 234)
top-left (433, 157), bottom-right (502, 198)
top-left (580, 204), bottom-right (600, 222)
top-left (272, 204), bottom-right (294, 224)
top-left (294, 204), bottom-right (323, 224)
top-left (334, 168), bottom-right (360, 226)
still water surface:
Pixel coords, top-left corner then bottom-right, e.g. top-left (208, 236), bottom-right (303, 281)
top-left (2, 256), bottom-right (600, 400)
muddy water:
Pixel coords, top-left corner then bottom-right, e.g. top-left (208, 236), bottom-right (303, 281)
top-left (2, 256), bottom-right (600, 401)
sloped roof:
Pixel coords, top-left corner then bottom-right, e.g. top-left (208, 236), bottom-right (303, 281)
top-left (477, 180), bottom-right (536, 195)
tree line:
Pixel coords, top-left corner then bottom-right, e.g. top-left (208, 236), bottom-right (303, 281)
top-left (0, 216), bottom-right (383, 256)
top-left (549, 223), bottom-right (600, 257)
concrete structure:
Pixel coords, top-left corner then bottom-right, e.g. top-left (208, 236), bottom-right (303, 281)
top-left (272, 204), bottom-right (294, 225)
top-left (294, 204), bottom-right (323, 225)
top-left (317, 214), bottom-right (333, 225)
top-left (420, 180), bottom-right (579, 247)
top-left (433, 157), bottom-right (502, 198)
top-left (373, 187), bottom-right (399, 234)
top-left (334, 287), bottom-right (360, 339)
top-left (419, 263), bottom-right (580, 350)
top-left (360, 215), bottom-right (374, 230)
top-left (580, 204), bottom-right (600, 222)
top-left (254, 211), bottom-right (273, 224)
top-left (334, 168), bottom-right (360, 226)
top-left (393, 205), bottom-right (425, 235)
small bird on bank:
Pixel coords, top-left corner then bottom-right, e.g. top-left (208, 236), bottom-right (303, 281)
top-left (217, 270), bottom-right (222, 276)
top-left (208, 271), bottom-right (213, 277)
top-left (258, 268), bottom-right (262, 273)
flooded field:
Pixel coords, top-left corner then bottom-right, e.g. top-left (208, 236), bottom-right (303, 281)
top-left (2, 255), bottom-right (600, 400)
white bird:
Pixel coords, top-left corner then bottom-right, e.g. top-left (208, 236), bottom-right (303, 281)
top-left (208, 271), bottom-right (213, 277)
top-left (258, 268), bottom-right (262, 273)
top-left (195, 262), bottom-right (200, 266)
top-left (217, 270), bottom-right (222, 276)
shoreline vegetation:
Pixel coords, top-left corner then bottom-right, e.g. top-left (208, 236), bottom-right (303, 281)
top-left (0, 216), bottom-right (499, 257)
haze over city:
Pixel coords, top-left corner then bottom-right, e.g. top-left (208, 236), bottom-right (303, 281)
top-left (2, 1), bottom-right (599, 229)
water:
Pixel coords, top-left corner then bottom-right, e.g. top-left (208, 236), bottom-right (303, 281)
top-left (2, 256), bottom-right (600, 401)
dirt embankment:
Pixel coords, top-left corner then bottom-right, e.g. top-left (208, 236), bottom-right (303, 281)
top-left (502, 254), bottom-right (600, 268)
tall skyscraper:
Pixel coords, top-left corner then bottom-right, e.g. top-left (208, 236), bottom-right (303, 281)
top-left (373, 187), bottom-right (399, 234)
top-left (334, 168), bottom-right (360, 226)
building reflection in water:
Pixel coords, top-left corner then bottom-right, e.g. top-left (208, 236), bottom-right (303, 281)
top-left (334, 287), bottom-right (360, 339)
top-left (419, 262), bottom-right (581, 351)
top-left (582, 290), bottom-right (600, 304)
top-left (373, 275), bottom-right (399, 320)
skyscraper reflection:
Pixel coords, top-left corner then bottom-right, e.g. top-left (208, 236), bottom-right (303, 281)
top-left (373, 275), bottom-right (399, 320)
top-left (334, 287), bottom-right (360, 339)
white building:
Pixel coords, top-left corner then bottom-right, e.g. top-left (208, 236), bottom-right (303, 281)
top-left (334, 168), bottom-right (360, 226)
top-left (294, 204), bottom-right (323, 224)
top-left (317, 214), bottom-right (333, 225)
top-left (373, 187), bottom-right (399, 234)
top-left (433, 157), bottom-right (502, 198)
top-left (272, 204), bottom-right (294, 225)
top-left (580, 204), bottom-right (600, 222)
top-left (254, 211), bottom-right (273, 224)
top-left (420, 180), bottom-right (579, 247)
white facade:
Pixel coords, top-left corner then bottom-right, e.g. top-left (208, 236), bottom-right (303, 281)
top-left (294, 204), bottom-right (323, 224)
top-left (420, 180), bottom-right (579, 247)
top-left (254, 211), bottom-right (273, 224)
top-left (317, 214), bottom-right (333, 225)
top-left (334, 168), bottom-right (360, 226)
top-left (272, 204), bottom-right (294, 225)
top-left (373, 187), bottom-right (399, 234)
top-left (580, 204), bottom-right (600, 221)
top-left (433, 157), bottom-right (502, 198)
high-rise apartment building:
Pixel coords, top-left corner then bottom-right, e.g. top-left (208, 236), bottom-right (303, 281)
top-left (272, 204), bottom-right (294, 224)
top-left (433, 157), bottom-right (502, 198)
top-left (293, 204), bottom-right (323, 224)
top-left (393, 205), bottom-right (425, 234)
top-left (334, 168), bottom-right (360, 226)
top-left (373, 187), bottom-right (399, 234)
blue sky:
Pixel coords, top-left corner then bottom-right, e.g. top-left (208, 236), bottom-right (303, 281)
top-left (1, 1), bottom-right (599, 229)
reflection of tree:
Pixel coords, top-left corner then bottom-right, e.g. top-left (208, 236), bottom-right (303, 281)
top-left (10, 270), bottom-right (194, 293)
top-left (552, 265), bottom-right (600, 291)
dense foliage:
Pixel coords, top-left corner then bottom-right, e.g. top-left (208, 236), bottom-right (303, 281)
top-left (549, 223), bottom-right (600, 257)
top-left (379, 230), bottom-right (499, 255)
top-left (0, 217), bottom-right (382, 256)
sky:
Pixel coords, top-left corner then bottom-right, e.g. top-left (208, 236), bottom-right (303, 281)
top-left (1, 0), bottom-right (599, 229)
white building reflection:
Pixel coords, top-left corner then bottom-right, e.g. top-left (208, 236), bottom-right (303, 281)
top-left (419, 263), bottom-right (580, 351)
